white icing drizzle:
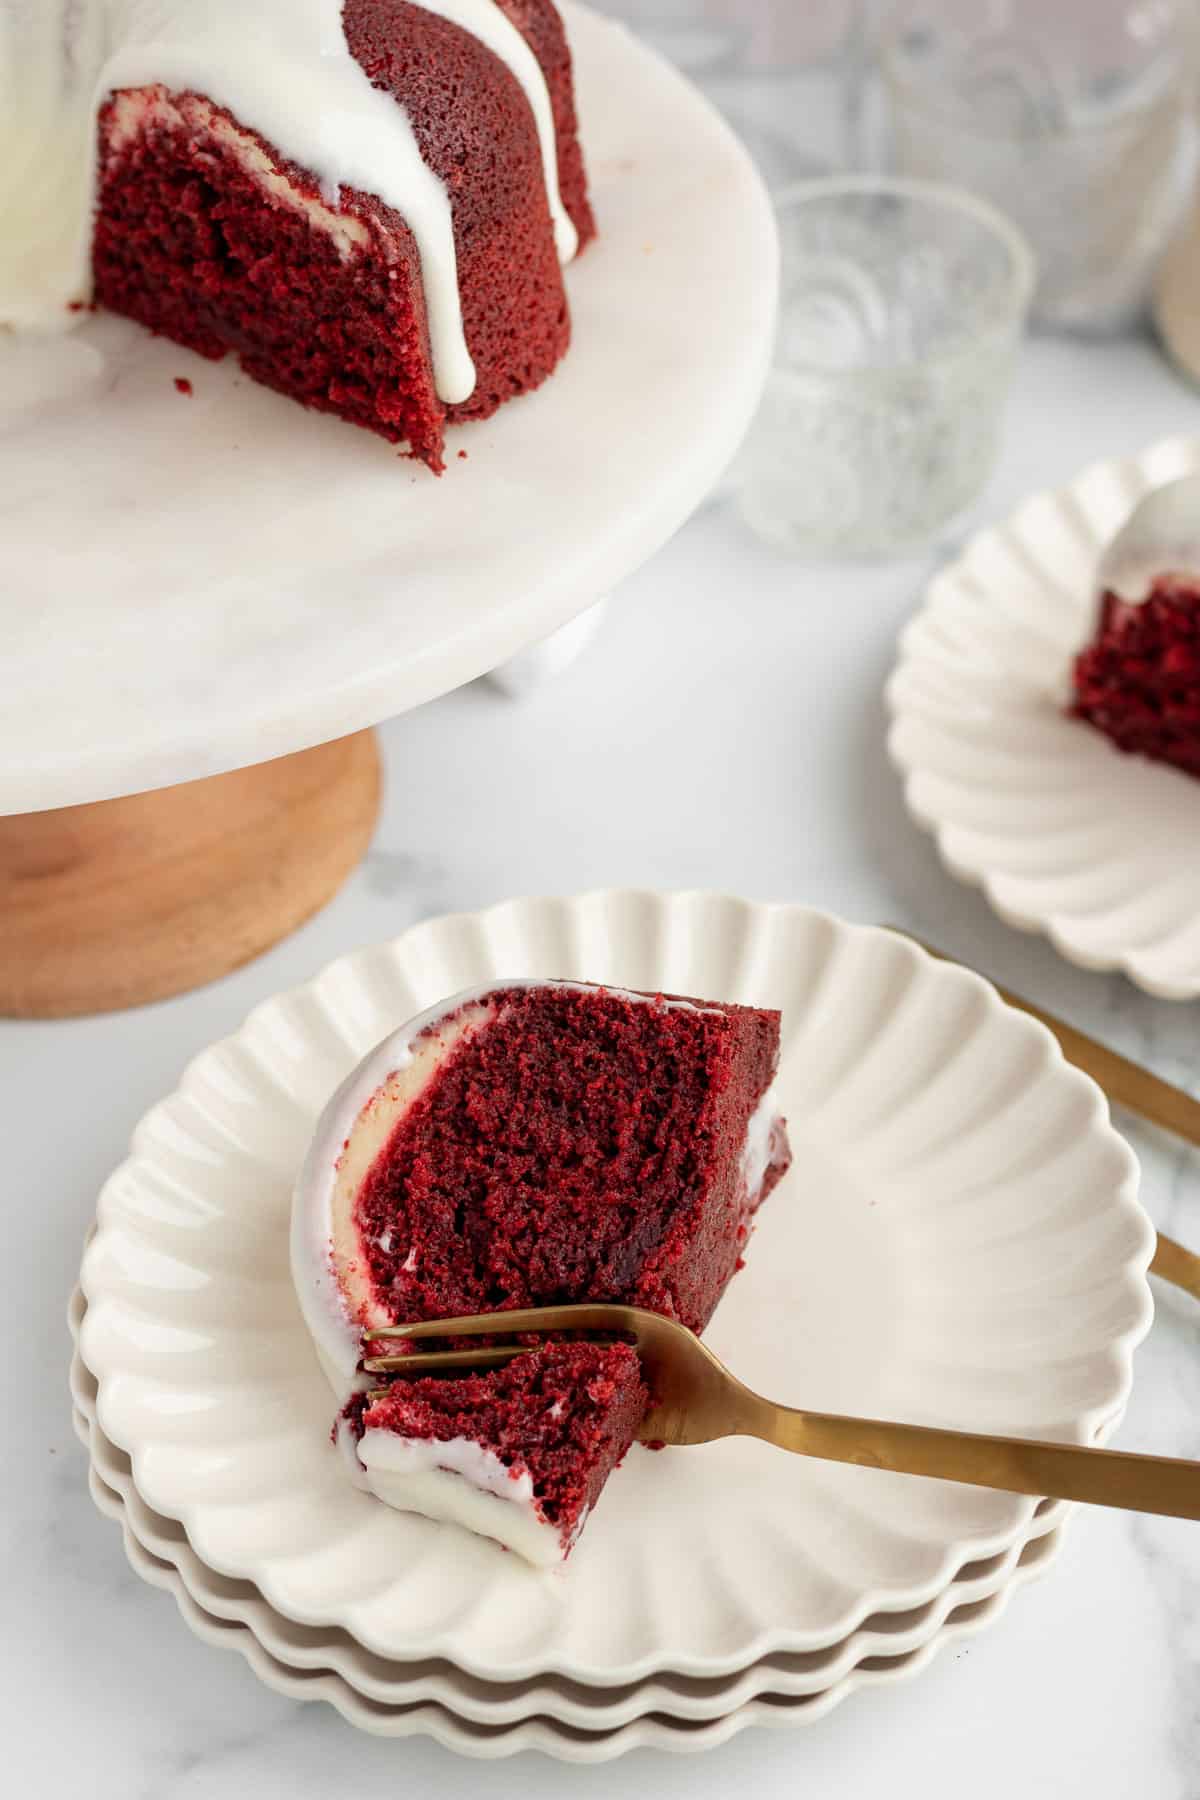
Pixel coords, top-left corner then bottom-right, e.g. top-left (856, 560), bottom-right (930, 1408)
top-left (416, 0), bottom-right (578, 266)
top-left (0, 0), bottom-right (578, 404)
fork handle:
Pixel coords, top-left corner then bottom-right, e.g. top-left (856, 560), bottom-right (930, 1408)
top-left (746, 1405), bottom-right (1200, 1521)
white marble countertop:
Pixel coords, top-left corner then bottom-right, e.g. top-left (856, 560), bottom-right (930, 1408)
top-left (7, 326), bottom-right (1200, 1796)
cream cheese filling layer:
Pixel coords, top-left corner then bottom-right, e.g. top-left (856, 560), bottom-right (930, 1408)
top-left (741, 1083), bottom-right (782, 1197)
top-left (329, 999), bottom-right (493, 1339)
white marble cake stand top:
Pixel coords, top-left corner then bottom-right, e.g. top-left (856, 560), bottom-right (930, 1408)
top-left (0, 2), bottom-right (777, 812)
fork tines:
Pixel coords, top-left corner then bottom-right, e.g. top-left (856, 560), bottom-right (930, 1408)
top-left (362, 1343), bottom-right (537, 1376)
top-left (360, 1303), bottom-right (636, 1377)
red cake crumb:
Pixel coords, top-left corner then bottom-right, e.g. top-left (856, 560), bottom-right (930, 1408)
top-left (353, 986), bottom-right (790, 1335)
top-left (353, 1342), bottom-right (648, 1555)
top-left (1072, 574), bottom-right (1200, 775)
top-left (90, 0), bottom-right (592, 472)
top-left (174, 377), bottom-right (193, 396)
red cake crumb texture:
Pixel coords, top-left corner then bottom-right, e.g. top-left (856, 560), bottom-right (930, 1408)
top-left (91, 0), bottom-right (592, 473)
top-left (353, 1343), bottom-right (649, 1553)
top-left (1072, 574), bottom-right (1200, 776)
top-left (354, 986), bottom-right (789, 1333)
top-left (174, 377), bottom-right (193, 395)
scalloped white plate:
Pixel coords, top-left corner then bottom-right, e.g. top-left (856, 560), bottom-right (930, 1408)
top-left (80, 1449), bottom-right (1065, 1760)
top-left (68, 1286), bottom-right (1066, 1734)
top-left (78, 890), bottom-right (1153, 1687)
top-left (887, 433), bottom-right (1200, 1000)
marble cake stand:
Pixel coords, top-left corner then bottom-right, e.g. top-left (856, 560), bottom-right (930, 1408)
top-left (0, 4), bottom-right (777, 1016)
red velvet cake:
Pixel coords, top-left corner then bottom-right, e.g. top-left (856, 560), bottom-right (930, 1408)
top-left (1072, 575), bottom-right (1200, 776)
top-left (6, 2), bottom-right (592, 474)
top-left (293, 979), bottom-right (791, 1562)
top-left (350, 1343), bottom-right (648, 1564)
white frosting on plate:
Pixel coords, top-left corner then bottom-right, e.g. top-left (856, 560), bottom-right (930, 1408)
top-left (0, 0), bottom-right (578, 404)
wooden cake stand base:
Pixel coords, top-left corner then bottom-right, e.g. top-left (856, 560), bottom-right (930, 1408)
top-left (0, 731), bottom-right (381, 1019)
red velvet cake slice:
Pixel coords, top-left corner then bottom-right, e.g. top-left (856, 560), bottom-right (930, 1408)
top-left (7, 1), bottom-right (592, 474)
top-left (1072, 574), bottom-right (1200, 776)
top-left (350, 1343), bottom-right (648, 1565)
top-left (292, 979), bottom-right (791, 1562)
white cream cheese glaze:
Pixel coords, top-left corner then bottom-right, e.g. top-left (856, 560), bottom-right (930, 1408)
top-left (740, 1082), bottom-right (781, 1196)
top-left (0, 0), bottom-right (578, 403)
top-left (356, 1429), bottom-right (565, 1566)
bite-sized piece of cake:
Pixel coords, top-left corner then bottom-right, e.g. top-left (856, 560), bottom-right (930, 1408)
top-left (292, 979), bottom-right (791, 1560)
top-left (346, 1342), bottom-right (648, 1565)
top-left (3, 0), bottom-right (593, 473)
top-left (1072, 574), bottom-right (1200, 776)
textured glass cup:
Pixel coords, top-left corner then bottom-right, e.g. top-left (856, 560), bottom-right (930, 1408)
top-left (881, 0), bottom-right (1194, 333)
top-left (736, 177), bottom-right (1033, 558)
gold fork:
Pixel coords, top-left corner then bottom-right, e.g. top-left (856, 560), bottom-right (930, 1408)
top-left (361, 936), bottom-right (1200, 1519)
top-left (362, 1306), bottom-right (1200, 1521)
top-left (888, 929), bottom-right (1200, 1303)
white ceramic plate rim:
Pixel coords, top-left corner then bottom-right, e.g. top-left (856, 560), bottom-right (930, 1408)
top-left (68, 1284), bottom-right (1067, 1731)
top-left (886, 432), bottom-right (1200, 999)
top-left (78, 1418), bottom-right (1065, 1761)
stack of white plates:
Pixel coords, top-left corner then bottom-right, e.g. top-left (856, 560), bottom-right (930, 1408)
top-left (74, 892), bottom-right (1154, 1760)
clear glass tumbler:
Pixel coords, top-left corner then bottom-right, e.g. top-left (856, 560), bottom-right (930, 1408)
top-left (735, 176), bottom-right (1033, 558)
top-left (880, 0), bottom-right (1194, 333)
